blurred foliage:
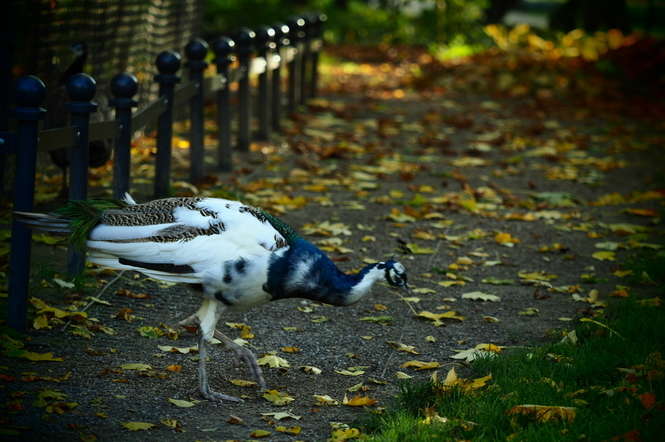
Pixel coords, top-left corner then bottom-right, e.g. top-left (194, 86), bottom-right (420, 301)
top-left (484, 23), bottom-right (629, 61)
top-left (203, 0), bottom-right (490, 45)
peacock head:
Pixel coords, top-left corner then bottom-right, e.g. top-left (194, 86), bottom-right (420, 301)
top-left (377, 260), bottom-right (408, 289)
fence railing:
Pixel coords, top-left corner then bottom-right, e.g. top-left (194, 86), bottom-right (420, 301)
top-left (1, 13), bottom-right (327, 331)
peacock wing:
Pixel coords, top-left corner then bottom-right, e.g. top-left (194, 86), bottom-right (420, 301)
top-left (86, 197), bottom-right (289, 282)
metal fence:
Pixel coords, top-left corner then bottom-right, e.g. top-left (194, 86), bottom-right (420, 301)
top-left (1, 13), bottom-right (327, 330)
top-left (21, 0), bottom-right (203, 116)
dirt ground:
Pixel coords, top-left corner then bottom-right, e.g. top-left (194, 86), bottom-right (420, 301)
top-left (1, 46), bottom-right (664, 441)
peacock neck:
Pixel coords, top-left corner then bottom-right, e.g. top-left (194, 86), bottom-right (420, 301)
top-left (266, 238), bottom-right (384, 306)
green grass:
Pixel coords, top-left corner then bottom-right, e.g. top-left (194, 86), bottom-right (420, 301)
top-left (357, 251), bottom-right (665, 441)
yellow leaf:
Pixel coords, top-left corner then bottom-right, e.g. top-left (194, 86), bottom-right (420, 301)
top-left (249, 429), bottom-right (272, 438)
top-left (400, 360), bottom-right (441, 370)
top-left (519, 307), bottom-right (540, 316)
top-left (299, 365), bottom-right (322, 375)
top-left (160, 418), bottom-right (182, 430)
top-left (450, 347), bottom-right (498, 362)
top-left (452, 157), bottom-right (488, 167)
top-left (120, 363), bottom-right (152, 371)
top-left (518, 271), bottom-right (558, 281)
top-left (257, 353), bottom-right (290, 368)
top-left (395, 371), bottom-right (413, 379)
top-left (122, 422), bottom-right (155, 431)
top-left (507, 404), bottom-right (576, 423)
top-left (281, 346), bottom-right (301, 353)
top-left (494, 232), bottom-right (520, 246)
top-left (276, 425), bottom-right (302, 435)
top-left (416, 310), bottom-right (465, 326)
top-left (262, 389), bottom-right (295, 406)
top-left (313, 394), bottom-right (339, 405)
top-left (22, 351), bottom-right (64, 362)
top-left (261, 411), bottom-right (302, 420)
top-left (157, 345), bottom-right (197, 354)
top-left (387, 341), bottom-right (419, 354)
top-left (336, 369), bottom-right (365, 376)
top-left (33, 315), bottom-right (51, 330)
top-left (592, 251), bottom-right (616, 261)
top-left (462, 291), bottom-right (501, 302)
top-left (387, 208), bottom-right (416, 222)
top-left (343, 394), bottom-right (378, 407)
top-left (229, 379), bottom-right (257, 387)
top-left (412, 287), bottom-right (437, 294)
top-left (438, 280), bottom-right (466, 287)
top-left (406, 243), bottom-right (436, 254)
top-left (330, 428), bottom-right (361, 441)
top-left (443, 367), bottom-right (459, 386)
top-left (168, 398), bottom-right (195, 408)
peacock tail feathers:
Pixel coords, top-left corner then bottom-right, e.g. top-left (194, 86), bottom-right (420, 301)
top-left (258, 208), bottom-right (300, 244)
top-left (55, 199), bottom-right (127, 250)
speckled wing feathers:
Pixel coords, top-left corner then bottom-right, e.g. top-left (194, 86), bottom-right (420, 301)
top-left (85, 197), bottom-right (292, 283)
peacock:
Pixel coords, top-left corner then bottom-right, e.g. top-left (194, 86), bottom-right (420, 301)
top-left (17, 195), bottom-right (409, 402)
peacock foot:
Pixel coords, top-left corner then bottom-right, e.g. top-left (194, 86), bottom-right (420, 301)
top-left (214, 329), bottom-right (267, 390)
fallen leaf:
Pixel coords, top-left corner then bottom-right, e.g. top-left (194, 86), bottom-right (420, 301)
top-left (262, 389), bottom-right (295, 406)
top-left (336, 369), bottom-right (365, 376)
top-left (120, 363), bottom-right (152, 371)
top-left (507, 404), bottom-right (576, 423)
top-left (400, 360), bottom-right (441, 370)
top-left (122, 422), bottom-right (155, 431)
top-left (257, 353), bottom-right (290, 368)
top-left (275, 425), bottom-right (302, 435)
top-left (462, 291), bottom-right (501, 302)
top-left (168, 398), bottom-right (195, 408)
top-left (343, 394), bottom-right (378, 406)
top-left (592, 251), bottom-right (616, 261)
top-left (260, 411), bottom-right (302, 420)
top-left (494, 232), bottom-right (520, 246)
top-left (249, 429), bottom-right (272, 438)
top-left (299, 365), bottom-right (322, 375)
top-left (313, 394), bottom-right (339, 405)
top-left (519, 307), bottom-right (540, 316)
top-left (229, 379), bottom-right (257, 387)
top-left (416, 310), bottom-right (465, 326)
top-left (387, 341), bottom-right (420, 354)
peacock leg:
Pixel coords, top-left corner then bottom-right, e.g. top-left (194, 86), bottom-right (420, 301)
top-left (177, 312), bottom-right (198, 327)
top-left (198, 334), bottom-right (243, 402)
top-left (214, 329), bottom-right (267, 390)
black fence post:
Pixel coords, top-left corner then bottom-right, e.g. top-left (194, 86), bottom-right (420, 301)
top-left (185, 38), bottom-right (208, 184)
top-left (310, 13), bottom-right (327, 99)
top-left (66, 73), bottom-right (98, 276)
top-left (271, 23), bottom-right (289, 132)
top-left (235, 28), bottom-right (255, 152)
top-left (8, 75), bottom-right (45, 331)
top-left (255, 26), bottom-right (275, 141)
top-left (110, 73), bottom-right (138, 199)
top-left (299, 15), bottom-right (311, 106)
top-left (213, 37), bottom-right (235, 172)
top-left (286, 17), bottom-right (304, 114)
top-left (154, 51), bottom-right (181, 198)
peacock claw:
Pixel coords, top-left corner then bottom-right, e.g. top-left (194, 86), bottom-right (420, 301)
top-left (200, 388), bottom-right (243, 403)
top-left (214, 329), bottom-right (267, 390)
top-left (177, 313), bottom-right (199, 327)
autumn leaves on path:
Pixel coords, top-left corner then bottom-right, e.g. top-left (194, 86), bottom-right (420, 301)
top-left (1, 33), bottom-right (664, 440)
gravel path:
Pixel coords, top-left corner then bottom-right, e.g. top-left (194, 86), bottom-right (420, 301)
top-left (1, 47), bottom-right (664, 441)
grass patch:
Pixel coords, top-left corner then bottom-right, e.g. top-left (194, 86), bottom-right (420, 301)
top-left (358, 253), bottom-right (665, 441)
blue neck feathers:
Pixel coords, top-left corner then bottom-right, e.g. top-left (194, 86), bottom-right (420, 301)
top-left (266, 238), bottom-right (382, 306)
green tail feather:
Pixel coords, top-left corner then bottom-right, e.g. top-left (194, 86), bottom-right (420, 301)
top-left (55, 199), bottom-right (126, 250)
top-left (258, 209), bottom-right (299, 244)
